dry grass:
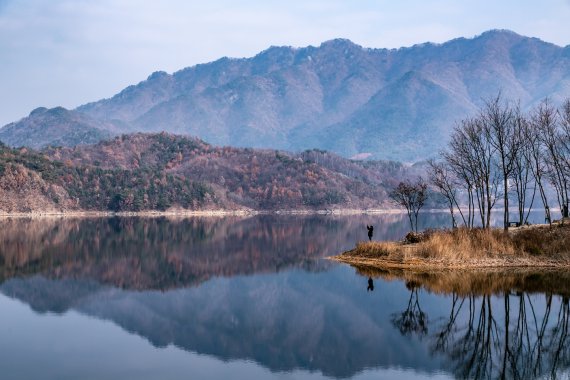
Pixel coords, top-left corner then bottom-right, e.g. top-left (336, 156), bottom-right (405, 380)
top-left (416, 228), bottom-right (515, 259)
top-left (335, 223), bottom-right (570, 269)
top-left (352, 241), bottom-right (402, 257)
top-left (511, 223), bottom-right (570, 257)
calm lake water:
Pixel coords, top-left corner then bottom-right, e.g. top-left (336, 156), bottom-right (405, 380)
top-left (0, 211), bottom-right (568, 380)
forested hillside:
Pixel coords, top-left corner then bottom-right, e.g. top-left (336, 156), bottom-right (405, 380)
top-left (0, 133), bottom-right (418, 213)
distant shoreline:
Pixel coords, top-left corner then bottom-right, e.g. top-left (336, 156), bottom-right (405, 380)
top-left (0, 208), bottom-right (417, 218)
top-left (0, 207), bottom-right (557, 218)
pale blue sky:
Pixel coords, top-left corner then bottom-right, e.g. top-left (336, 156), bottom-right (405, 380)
top-left (0, 0), bottom-right (569, 125)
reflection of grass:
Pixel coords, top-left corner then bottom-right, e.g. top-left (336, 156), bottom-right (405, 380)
top-left (353, 267), bottom-right (570, 297)
top-left (335, 223), bottom-right (570, 268)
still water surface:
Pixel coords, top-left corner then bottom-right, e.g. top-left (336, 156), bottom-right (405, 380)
top-left (0, 212), bottom-right (567, 379)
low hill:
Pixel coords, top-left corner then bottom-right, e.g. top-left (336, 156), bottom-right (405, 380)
top-left (0, 133), bottom-right (419, 213)
top-left (0, 137), bottom-right (219, 213)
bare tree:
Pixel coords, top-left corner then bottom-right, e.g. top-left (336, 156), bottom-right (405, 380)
top-left (389, 178), bottom-right (428, 232)
top-left (445, 117), bottom-right (501, 229)
top-left (535, 99), bottom-right (568, 218)
top-left (523, 112), bottom-right (552, 225)
top-left (510, 110), bottom-right (536, 225)
top-left (427, 159), bottom-right (466, 228)
top-left (482, 94), bottom-right (521, 230)
top-left (442, 143), bottom-right (476, 228)
top-left (557, 98), bottom-right (570, 217)
top-left (436, 95), bottom-right (570, 227)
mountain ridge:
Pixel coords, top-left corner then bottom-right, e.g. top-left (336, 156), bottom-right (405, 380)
top-left (1, 30), bottom-right (569, 161)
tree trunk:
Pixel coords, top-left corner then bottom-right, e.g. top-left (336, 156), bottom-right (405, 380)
top-left (503, 174), bottom-right (509, 230)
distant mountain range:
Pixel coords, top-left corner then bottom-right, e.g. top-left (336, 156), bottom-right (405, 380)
top-left (1, 29), bottom-right (569, 161)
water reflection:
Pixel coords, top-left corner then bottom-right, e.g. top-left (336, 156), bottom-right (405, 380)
top-left (0, 214), bottom-right (450, 379)
top-left (0, 216), bottom-right (336, 289)
top-left (0, 213), bottom-right (566, 379)
top-left (0, 213), bottom-right (453, 290)
top-left (359, 266), bottom-right (570, 379)
top-left (434, 292), bottom-right (570, 380)
top-left (391, 280), bottom-right (428, 337)
top-left (367, 277), bottom-right (374, 291)
top-left (355, 267), bottom-right (570, 297)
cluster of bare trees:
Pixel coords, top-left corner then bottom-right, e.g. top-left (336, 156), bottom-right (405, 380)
top-left (429, 94), bottom-right (570, 230)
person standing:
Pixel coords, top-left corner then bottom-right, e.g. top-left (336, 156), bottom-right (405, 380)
top-left (366, 225), bottom-right (374, 241)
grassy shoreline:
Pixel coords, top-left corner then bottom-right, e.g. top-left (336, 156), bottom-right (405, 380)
top-left (333, 222), bottom-right (570, 269)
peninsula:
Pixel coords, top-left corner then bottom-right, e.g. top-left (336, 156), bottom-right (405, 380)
top-left (333, 222), bottom-right (570, 269)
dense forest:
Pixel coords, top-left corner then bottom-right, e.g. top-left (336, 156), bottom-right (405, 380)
top-left (0, 133), bottom-right (419, 212)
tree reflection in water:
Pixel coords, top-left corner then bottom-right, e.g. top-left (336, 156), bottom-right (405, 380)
top-left (391, 281), bottom-right (428, 337)
top-left (435, 293), bottom-right (570, 380)
top-left (371, 267), bottom-right (570, 379)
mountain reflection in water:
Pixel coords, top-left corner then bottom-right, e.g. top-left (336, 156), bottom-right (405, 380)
top-left (0, 213), bottom-right (567, 379)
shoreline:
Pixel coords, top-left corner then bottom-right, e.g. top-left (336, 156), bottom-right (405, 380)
top-left (329, 254), bottom-right (570, 270)
top-left (0, 209), bottom-right (256, 218)
top-left (0, 207), bottom-right (557, 219)
top-left (332, 222), bottom-right (570, 270)
top-left (0, 208), bottom-right (419, 218)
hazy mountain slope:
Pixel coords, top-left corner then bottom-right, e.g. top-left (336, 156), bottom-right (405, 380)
top-left (0, 107), bottom-right (121, 149)
top-left (73, 30), bottom-right (570, 161)
top-left (4, 30), bottom-right (569, 161)
top-left (322, 71), bottom-right (476, 159)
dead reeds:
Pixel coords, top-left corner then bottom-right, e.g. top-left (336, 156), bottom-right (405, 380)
top-left (416, 227), bottom-right (515, 259)
top-left (336, 223), bottom-right (570, 268)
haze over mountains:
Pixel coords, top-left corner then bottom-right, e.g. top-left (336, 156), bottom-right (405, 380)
top-left (1, 29), bottom-right (569, 161)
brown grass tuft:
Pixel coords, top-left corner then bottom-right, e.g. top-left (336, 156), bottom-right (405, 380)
top-left (353, 241), bottom-right (402, 257)
top-left (416, 227), bottom-right (515, 259)
top-left (511, 223), bottom-right (570, 258)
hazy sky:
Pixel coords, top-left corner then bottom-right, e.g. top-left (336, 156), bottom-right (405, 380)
top-left (1, 0), bottom-right (569, 126)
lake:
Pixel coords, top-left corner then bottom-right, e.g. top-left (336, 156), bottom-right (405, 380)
top-left (0, 211), bottom-right (567, 380)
